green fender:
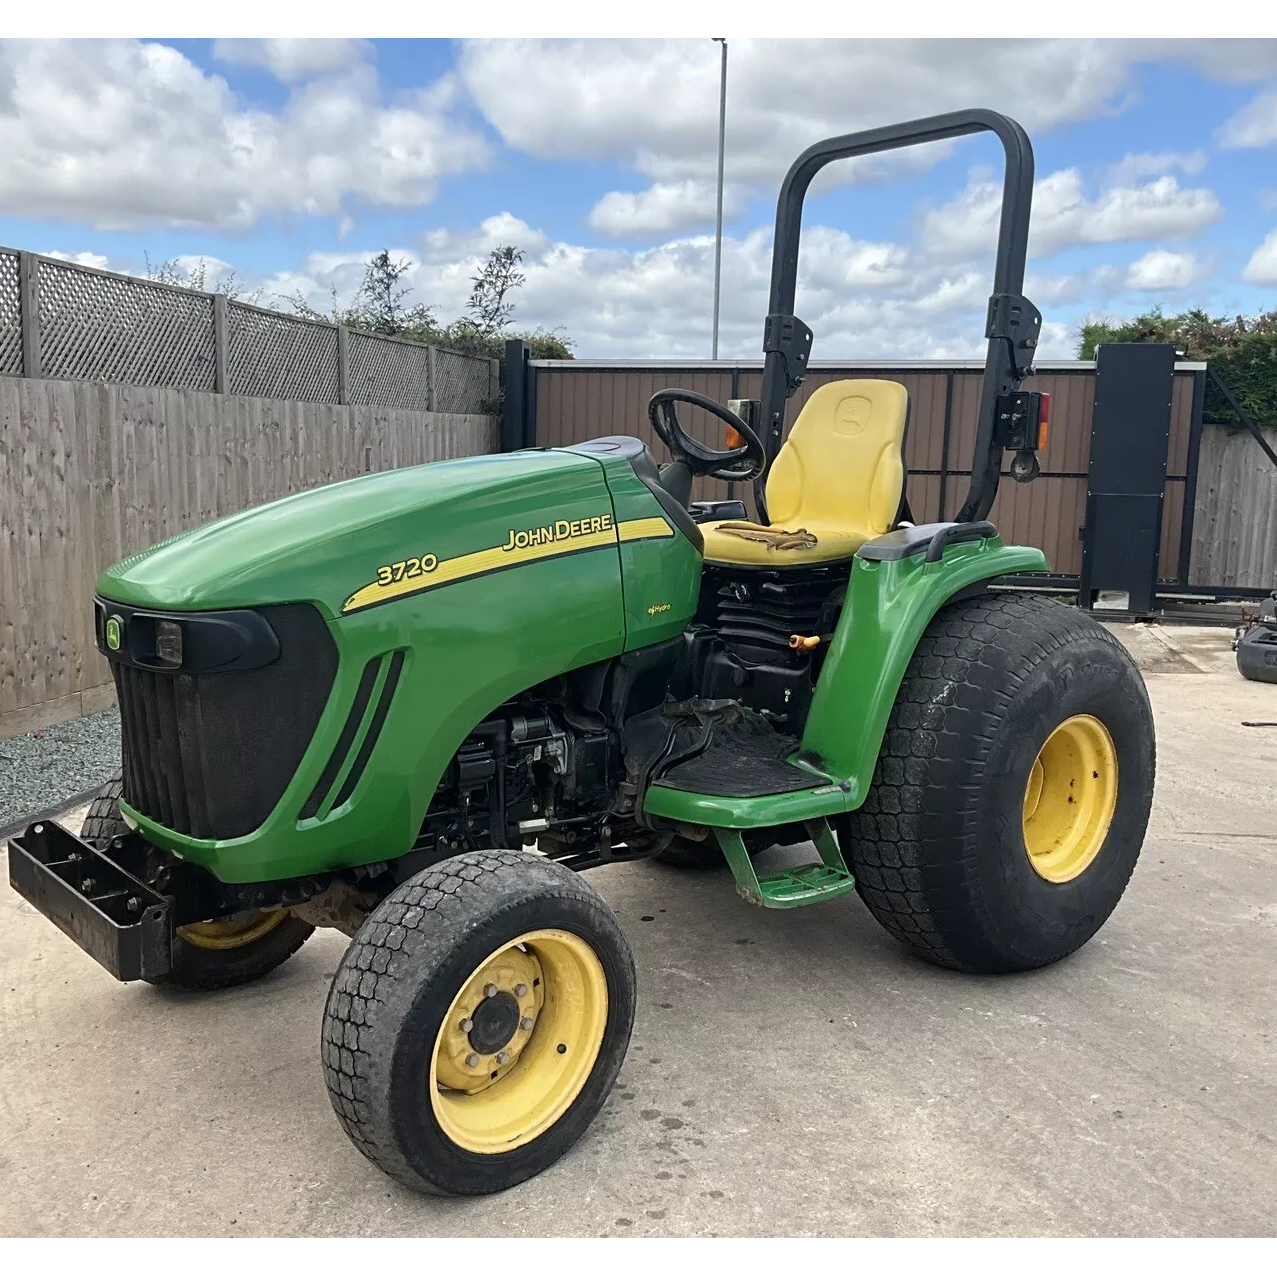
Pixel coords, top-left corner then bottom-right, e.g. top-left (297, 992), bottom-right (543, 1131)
top-left (643, 536), bottom-right (1049, 828)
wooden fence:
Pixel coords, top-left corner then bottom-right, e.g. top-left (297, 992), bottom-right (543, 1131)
top-left (0, 376), bottom-right (499, 738)
top-left (1188, 422), bottom-right (1277, 591)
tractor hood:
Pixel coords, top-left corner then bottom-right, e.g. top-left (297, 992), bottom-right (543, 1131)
top-left (96, 449), bottom-right (611, 616)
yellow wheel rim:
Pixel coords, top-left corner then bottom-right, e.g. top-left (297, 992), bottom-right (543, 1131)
top-left (430, 929), bottom-right (608, 1155)
top-left (178, 909), bottom-right (289, 951)
top-left (1022, 714), bottom-right (1119, 883)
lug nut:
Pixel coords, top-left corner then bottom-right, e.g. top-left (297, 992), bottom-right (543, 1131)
top-left (459, 1017), bottom-right (474, 1033)
top-left (520, 1017), bottom-right (534, 1031)
top-left (514, 982), bottom-right (529, 997)
top-left (465, 1052), bottom-right (480, 1068)
top-left (484, 983), bottom-right (498, 998)
top-left (496, 1051), bottom-right (510, 1066)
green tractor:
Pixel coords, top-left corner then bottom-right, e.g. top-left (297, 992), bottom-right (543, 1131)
top-left (9, 110), bottom-right (1154, 1196)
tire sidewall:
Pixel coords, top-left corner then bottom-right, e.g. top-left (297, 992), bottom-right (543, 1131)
top-left (965, 628), bottom-right (1155, 967)
top-left (377, 888), bottom-right (638, 1195)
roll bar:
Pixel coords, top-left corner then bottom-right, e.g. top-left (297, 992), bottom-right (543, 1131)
top-left (755, 108), bottom-right (1042, 525)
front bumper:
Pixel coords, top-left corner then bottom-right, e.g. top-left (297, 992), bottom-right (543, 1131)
top-left (8, 821), bottom-right (172, 981)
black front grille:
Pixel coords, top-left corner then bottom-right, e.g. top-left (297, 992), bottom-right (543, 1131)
top-left (112, 603), bottom-right (338, 840)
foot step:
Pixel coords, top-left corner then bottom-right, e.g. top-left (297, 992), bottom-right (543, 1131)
top-left (715, 818), bottom-right (855, 909)
top-left (755, 863), bottom-right (856, 908)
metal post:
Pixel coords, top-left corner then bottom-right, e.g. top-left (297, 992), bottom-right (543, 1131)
top-left (427, 344), bottom-right (438, 412)
top-left (19, 251), bottom-right (41, 379)
top-left (212, 294), bottom-right (229, 394)
top-left (711, 38), bottom-right (727, 361)
top-left (503, 339), bottom-right (531, 452)
top-left (337, 325), bottom-right (350, 406)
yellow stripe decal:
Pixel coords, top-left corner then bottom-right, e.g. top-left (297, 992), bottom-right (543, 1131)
top-left (342, 515), bottom-right (675, 614)
top-left (618, 516), bottom-right (676, 543)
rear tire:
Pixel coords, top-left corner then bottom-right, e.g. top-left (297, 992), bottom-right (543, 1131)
top-left (322, 849), bottom-right (636, 1195)
top-left (79, 773), bottom-right (313, 992)
top-left (837, 593), bottom-right (1155, 974)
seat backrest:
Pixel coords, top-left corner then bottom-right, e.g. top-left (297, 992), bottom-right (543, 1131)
top-left (764, 379), bottom-right (908, 540)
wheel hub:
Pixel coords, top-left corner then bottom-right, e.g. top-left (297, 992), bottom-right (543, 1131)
top-left (429, 929), bottom-right (609, 1154)
top-left (1022, 713), bottom-right (1119, 883)
top-left (468, 990), bottom-right (521, 1056)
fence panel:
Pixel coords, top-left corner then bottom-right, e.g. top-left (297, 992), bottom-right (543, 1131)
top-left (0, 245), bottom-right (494, 415)
top-left (0, 375), bottom-right (501, 737)
top-left (347, 330), bottom-right (431, 411)
top-left (1188, 422), bottom-right (1277, 589)
top-left (227, 303), bottom-right (340, 403)
top-left (435, 346), bottom-right (493, 414)
top-left (37, 257), bottom-right (217, 389)
top-left (0, 250), bottom-right (20, 375)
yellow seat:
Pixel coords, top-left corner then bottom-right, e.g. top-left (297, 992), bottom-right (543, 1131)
top-left (700, 379), bottom-right (908, 566)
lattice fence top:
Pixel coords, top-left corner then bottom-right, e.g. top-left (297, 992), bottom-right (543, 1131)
top-left (1, 245), bottom-right (496, 415)
top-left (38, 257), bottom-right (217, 390)
top-left (228, 303), bottom-right (340, 403)
top-left (0, 251), bottom-right (19, 376)
top-left (347, 330), bottom-right (432, 412)
top-left (434, 346), bottom-right (492, 415)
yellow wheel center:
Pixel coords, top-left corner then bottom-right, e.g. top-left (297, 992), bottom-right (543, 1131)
top-left (178, 909), bottom-right (289, 950)
top-left (430, 929), bottom-right (607, 1155)
top-left (1022, 714), bottom-right (1119, 883)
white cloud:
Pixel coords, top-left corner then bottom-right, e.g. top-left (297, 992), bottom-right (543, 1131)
top-left (0, 40), bottom-right (487, 230)
top-left (921, 168), bottom-right (1223, 261)
top-left (1106, 150), bottom-right (1206, 184)
top-left (1242, 229), bottom-right (1277, 285)
top-left (458, 38), bottom-right (1144, 198)
top-left (1219, 86), bottom-right (1277, 148)
top-left (1127, 249), bottom-right (1198, 290)
top-left (211, 39), bottom-right (371, 82)
top-left (42, 249), bottom-right (110, 269)
top-left (588, 180), bottom-right (744, 238)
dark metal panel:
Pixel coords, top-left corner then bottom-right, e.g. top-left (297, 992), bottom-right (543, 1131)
top-left (1078, 343), bottom-right (1177, 612)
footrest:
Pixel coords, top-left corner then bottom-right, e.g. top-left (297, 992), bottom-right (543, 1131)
top-left (755, 863), bottom-right (856, 908)
top-left (714, 818), bottom-right (855, 909)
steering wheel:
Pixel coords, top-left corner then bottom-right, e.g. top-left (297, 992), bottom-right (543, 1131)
top-left (647, 389), bottom-right (767, 483)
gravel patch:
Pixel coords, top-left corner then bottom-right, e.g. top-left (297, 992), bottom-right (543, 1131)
top-left (0, 709), bottom-right (120, 830)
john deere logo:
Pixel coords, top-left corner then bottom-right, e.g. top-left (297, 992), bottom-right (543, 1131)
top-left (105, 616), bottom-right (122, 651)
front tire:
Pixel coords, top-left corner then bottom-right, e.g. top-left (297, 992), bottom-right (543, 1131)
top-left (838, 593), bottom-right (1155, 974)
top-left (322, 849), bottom-right (636, 1195)
top-left (80, 773), bottom-right (313, 992)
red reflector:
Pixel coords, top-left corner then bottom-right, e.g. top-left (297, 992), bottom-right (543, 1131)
top-left (1037, 391), bottom-right (1050, 451)
top-left (725, 425), bottom-right (744, 448)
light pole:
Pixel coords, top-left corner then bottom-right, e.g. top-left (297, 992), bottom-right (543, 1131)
top-left (711, 37), bottom-right (727, 361)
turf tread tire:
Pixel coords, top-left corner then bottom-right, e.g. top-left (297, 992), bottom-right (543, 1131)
top-left (837, 592), bottom-right (1154, 974)
top-left (321, 848), bottom-right (636, 1196)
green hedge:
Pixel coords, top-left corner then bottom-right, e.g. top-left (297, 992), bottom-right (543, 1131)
top-left (1077, 308), bottom-right (1277, 426)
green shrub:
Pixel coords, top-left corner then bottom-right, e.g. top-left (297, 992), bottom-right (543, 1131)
top-left (1077, 308), bottom-right (1277, 426)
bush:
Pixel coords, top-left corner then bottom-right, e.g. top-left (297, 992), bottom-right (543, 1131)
top-left (1078, 308), bottom-right (1277, 426)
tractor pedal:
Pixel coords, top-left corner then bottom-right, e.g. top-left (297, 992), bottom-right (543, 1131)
top-left (714, 818), bottom-right (855, 909)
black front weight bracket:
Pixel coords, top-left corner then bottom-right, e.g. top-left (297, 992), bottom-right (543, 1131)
top-left (8, 821), bottom-right (172, 981)
top-left (8, 820), bottom-right (330, 982)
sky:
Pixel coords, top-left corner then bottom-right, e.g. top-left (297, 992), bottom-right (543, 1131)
top-left (2, 36), bottom-right (1277, 361)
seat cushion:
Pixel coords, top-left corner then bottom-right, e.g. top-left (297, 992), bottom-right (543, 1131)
top-left (701, 379), bottom-right (909, 568)
top-left (700, 520), bottom-right (865, 566)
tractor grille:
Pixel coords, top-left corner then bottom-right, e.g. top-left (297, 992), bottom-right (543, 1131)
top-left (111, 603), bottom-right (338, 840)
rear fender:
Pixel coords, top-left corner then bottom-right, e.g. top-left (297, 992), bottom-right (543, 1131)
top-left (799, 537), bottom-right (1049, 797)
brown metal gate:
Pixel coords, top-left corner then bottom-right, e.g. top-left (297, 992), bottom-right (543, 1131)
top-left (526, 359), bottom-right (1202, 581)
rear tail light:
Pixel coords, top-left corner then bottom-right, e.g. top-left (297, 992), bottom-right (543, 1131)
top-left (1037, 391), bottom-right (1051, 452)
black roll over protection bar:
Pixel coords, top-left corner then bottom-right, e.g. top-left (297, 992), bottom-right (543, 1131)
top-left (754, 108), bottom-right (1045, 525)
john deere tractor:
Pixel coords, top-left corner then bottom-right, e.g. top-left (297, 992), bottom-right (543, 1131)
top-left (9, 110), bottom-right (1154, 1196)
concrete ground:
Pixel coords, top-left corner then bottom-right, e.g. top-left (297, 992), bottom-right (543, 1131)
top-left (2, 622), bottom-right (1274, 1238)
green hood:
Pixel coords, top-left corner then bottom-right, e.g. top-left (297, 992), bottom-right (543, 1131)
top-left (97, 450), bottom-right (604, 617)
